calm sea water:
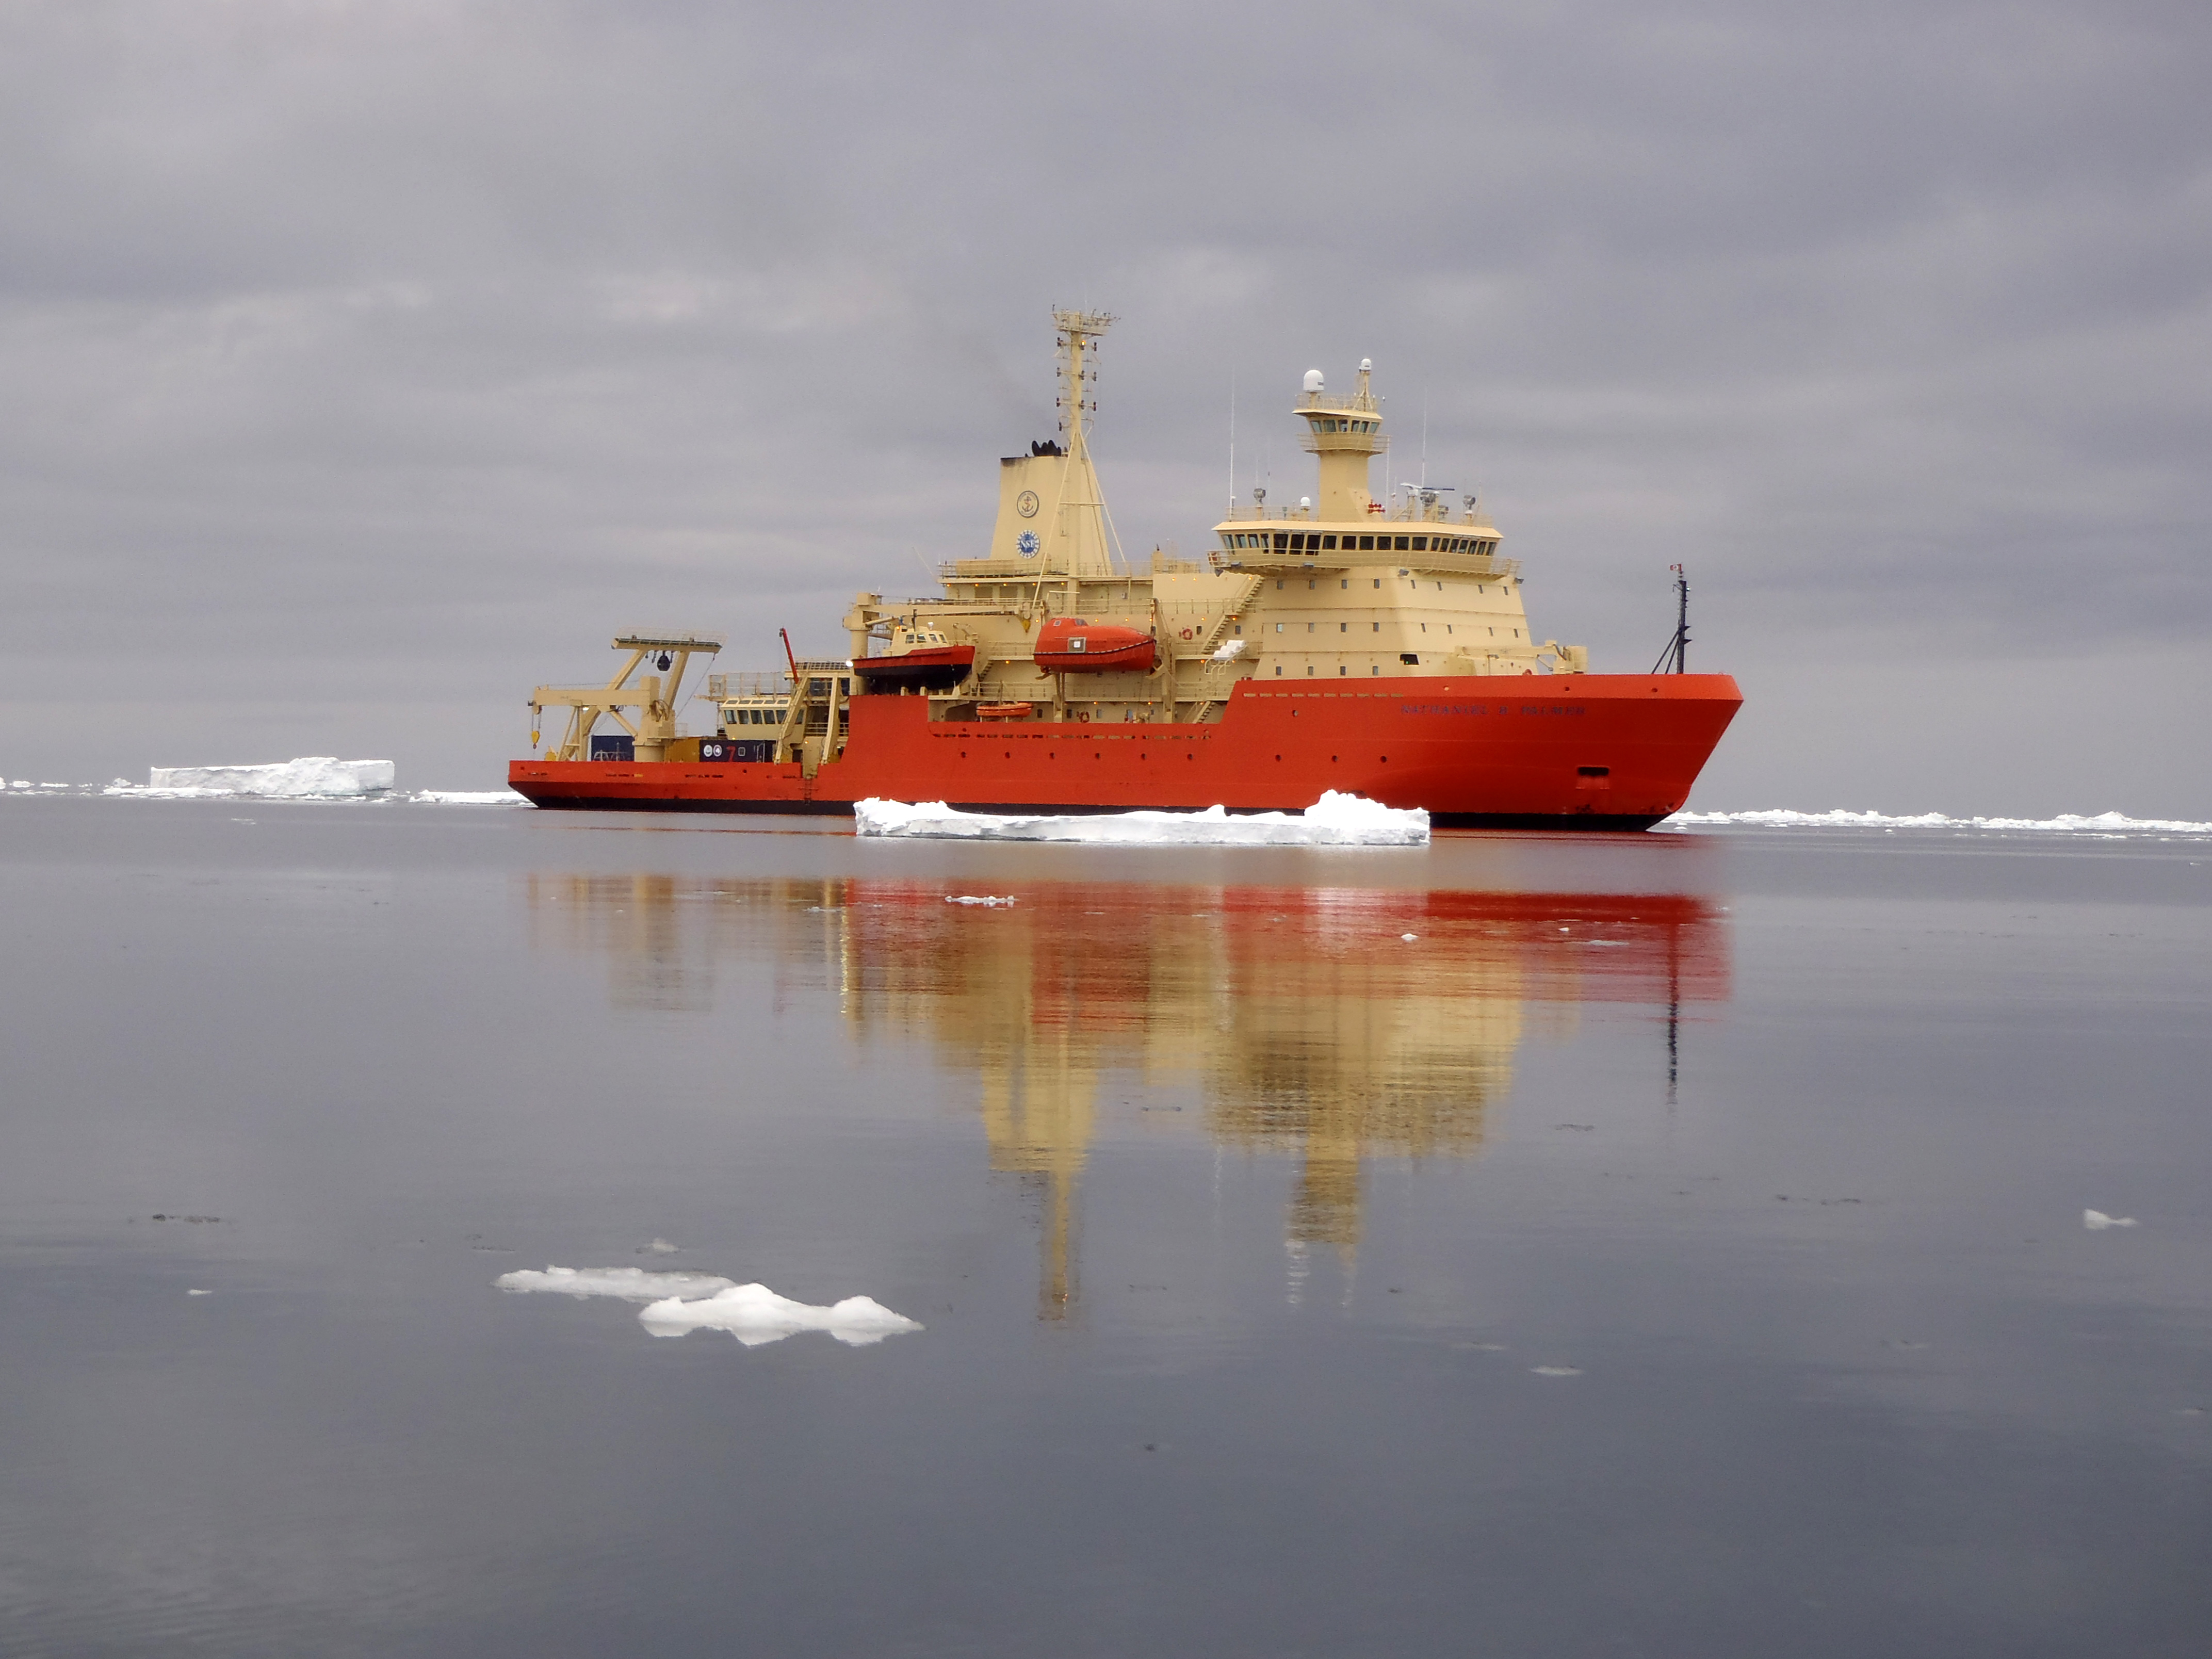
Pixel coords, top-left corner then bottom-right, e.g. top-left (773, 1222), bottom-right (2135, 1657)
top-left (2, 799), bottom-right (2206, 1657)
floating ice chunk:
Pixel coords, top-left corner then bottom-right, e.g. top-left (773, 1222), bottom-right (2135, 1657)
top-left (2084, 1210), bottom-right (2139, 1230)
top-left (495, 1265), bottom-right (736, 1301)
top-left (1663, 807), bottom-right (2212, 837)
top-left (134, 758), bottom-right (396, 799)
top-left (645, 1238), bottom-right (679, 1255)
top-left (187, 1288), bottom-right (212, 1296)
top-left (1530, 1365), bottom-right (1583, 1377)
top-left (407, 789), bottom-right (526, 806)
top-left (946, 894), bottom-right (1016, 906)
top-left (858, 790), bottom-right (1428, 847)
top-left (639, 1283), bottom-right (923, 1346)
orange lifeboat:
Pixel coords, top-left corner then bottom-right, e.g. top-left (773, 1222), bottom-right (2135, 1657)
top-left (1033, 616), bottom-right (1158, 675)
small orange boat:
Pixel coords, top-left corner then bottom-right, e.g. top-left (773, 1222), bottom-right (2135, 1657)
top-left (849, 621), bottom-right (974, 692)
top-left (1033, 616), bottom-right (1158, 675)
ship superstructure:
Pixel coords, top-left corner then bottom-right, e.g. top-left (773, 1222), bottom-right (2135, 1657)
top-left (511, 311), bottom-right (1741, 826)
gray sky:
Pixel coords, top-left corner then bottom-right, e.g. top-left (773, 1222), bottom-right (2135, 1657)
top-left (2, 0), bottom-right (2206, 812)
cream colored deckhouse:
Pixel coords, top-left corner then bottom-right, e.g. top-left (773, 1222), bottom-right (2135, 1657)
top-left (791, 311), bottom-right (1582, 736)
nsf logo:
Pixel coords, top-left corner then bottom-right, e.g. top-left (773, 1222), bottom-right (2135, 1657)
top-left (1016, 530), bottom-right (1040, 558)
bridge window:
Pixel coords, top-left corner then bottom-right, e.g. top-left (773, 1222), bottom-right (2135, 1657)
top-left (1411, 536), bottom-right (1427, 551)
top-left (1393, 535), bottom-right (1410, 551)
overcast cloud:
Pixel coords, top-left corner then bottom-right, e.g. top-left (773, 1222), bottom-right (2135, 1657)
top-left (1, 0), bottom-right (2206, 811)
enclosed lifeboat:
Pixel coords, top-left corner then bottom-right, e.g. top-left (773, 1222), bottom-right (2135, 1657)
top-left (1033, 616), bottom-right (1158, 675)
top-left (852, 622), bottom-right (975, 692)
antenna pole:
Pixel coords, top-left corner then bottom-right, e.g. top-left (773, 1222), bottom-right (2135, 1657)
top-left (1673, 565), bottom-right (1689, 673)
top-left (1650, 565), bottom-right (1691, 675)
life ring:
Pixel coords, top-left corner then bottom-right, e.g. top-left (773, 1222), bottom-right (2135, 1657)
top-left (1077, 711), bottom-right (1091, 723)
top-left (1180, 627), bottom-right (1193, 640)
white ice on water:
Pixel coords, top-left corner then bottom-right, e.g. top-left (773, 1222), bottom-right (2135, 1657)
top-left (856, 790), bottom-right (1429, 847)
top-left (495, 1265), bottom-right (737, 1300)
top-left (85, 760), bottom-right (526, 804)
top-left (1665, 807), bottom-right (2212, 837)
top-left (136, 757), bottom-right (397, 798)
top-left (638, 1283), bottom-right (924, 1347)
top-left (2084, 1210), bottom-right (2139, 1230)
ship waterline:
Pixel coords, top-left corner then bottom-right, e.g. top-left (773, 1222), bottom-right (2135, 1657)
top-left (511, 312), bottom-right (1740, 822)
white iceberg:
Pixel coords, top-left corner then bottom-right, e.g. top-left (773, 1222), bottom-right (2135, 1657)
top-left (2084, 1210), bottom-right (2139, 1230)
top-left (130, 757), bottom-right (396, 799)
top-left (495, 1265), bottom-right (737, 1301)
top-left (856, 790), bottom-right (1428, 847)
top-left (638, 1283), bottom-right (923, 1347)
top-left (1664, 807), bottom-right (2212, 837)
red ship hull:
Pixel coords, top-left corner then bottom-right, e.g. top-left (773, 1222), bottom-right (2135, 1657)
top-left (508, 673), bottom-right (1742, 828)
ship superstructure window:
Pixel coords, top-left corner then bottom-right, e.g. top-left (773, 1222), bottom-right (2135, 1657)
top-left (1412, 536), bottom-right (1427, 550)
top-left (1394, 535), bottom-right (1410, 550)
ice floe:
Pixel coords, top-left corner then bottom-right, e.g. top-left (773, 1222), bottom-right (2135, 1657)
top-left (2084, 1210), bottom-right (2139, 1230)
top-left (856, 790), bottom-right (1429, 847)
top-left (495, 1265), bottom-right (737, 1300)
top-left (134, 757), bottom-right (396, 798)
top-left (82, 763), bottom-right (528, 805)
top-left (638, 1283), bottom-right (924, 1347)
top-left (1664, 807), bottom-right (2212, 837)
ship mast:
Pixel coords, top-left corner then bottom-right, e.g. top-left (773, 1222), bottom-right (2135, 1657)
top-left (1051, 308), bottom-right (1117, 578)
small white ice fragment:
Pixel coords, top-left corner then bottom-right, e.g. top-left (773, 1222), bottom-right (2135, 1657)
top-left (646, 1238), bottom-right (679, 1254)
top-left (2084, 1210), bottom-right (2139, 1230)
top-left (187, 1289), bottom-right (212, 1296)
top-left (495, 1265), bottom-right (735, 1300)
top-left (638, 1283), bottom-right (923, 1347)
top-left (945, 894), bottom-right (1016, 906)
top-left (1531, 1365), bottom-right (1583, 1377)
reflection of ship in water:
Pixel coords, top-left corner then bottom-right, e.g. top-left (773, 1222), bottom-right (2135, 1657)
top-left (526, 873), bottom-right (1728, 1314)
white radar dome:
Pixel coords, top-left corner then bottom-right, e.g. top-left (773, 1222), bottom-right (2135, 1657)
top-left (1360, 358), bottom-right (1372, 371)
top-left (1302, 369), bottom-right (1325, 393)
top-left (1300, 496), bottom-right (1313, 510)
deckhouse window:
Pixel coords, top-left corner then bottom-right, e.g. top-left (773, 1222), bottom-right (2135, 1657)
top-left (1359, 535), bottom-right (1375, 551)
top-left (1411, 536), bottom-right (1427, 551)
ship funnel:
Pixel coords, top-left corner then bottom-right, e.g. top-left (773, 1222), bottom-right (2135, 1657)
top-left (1303, 369), bottom-right (1325, 393)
